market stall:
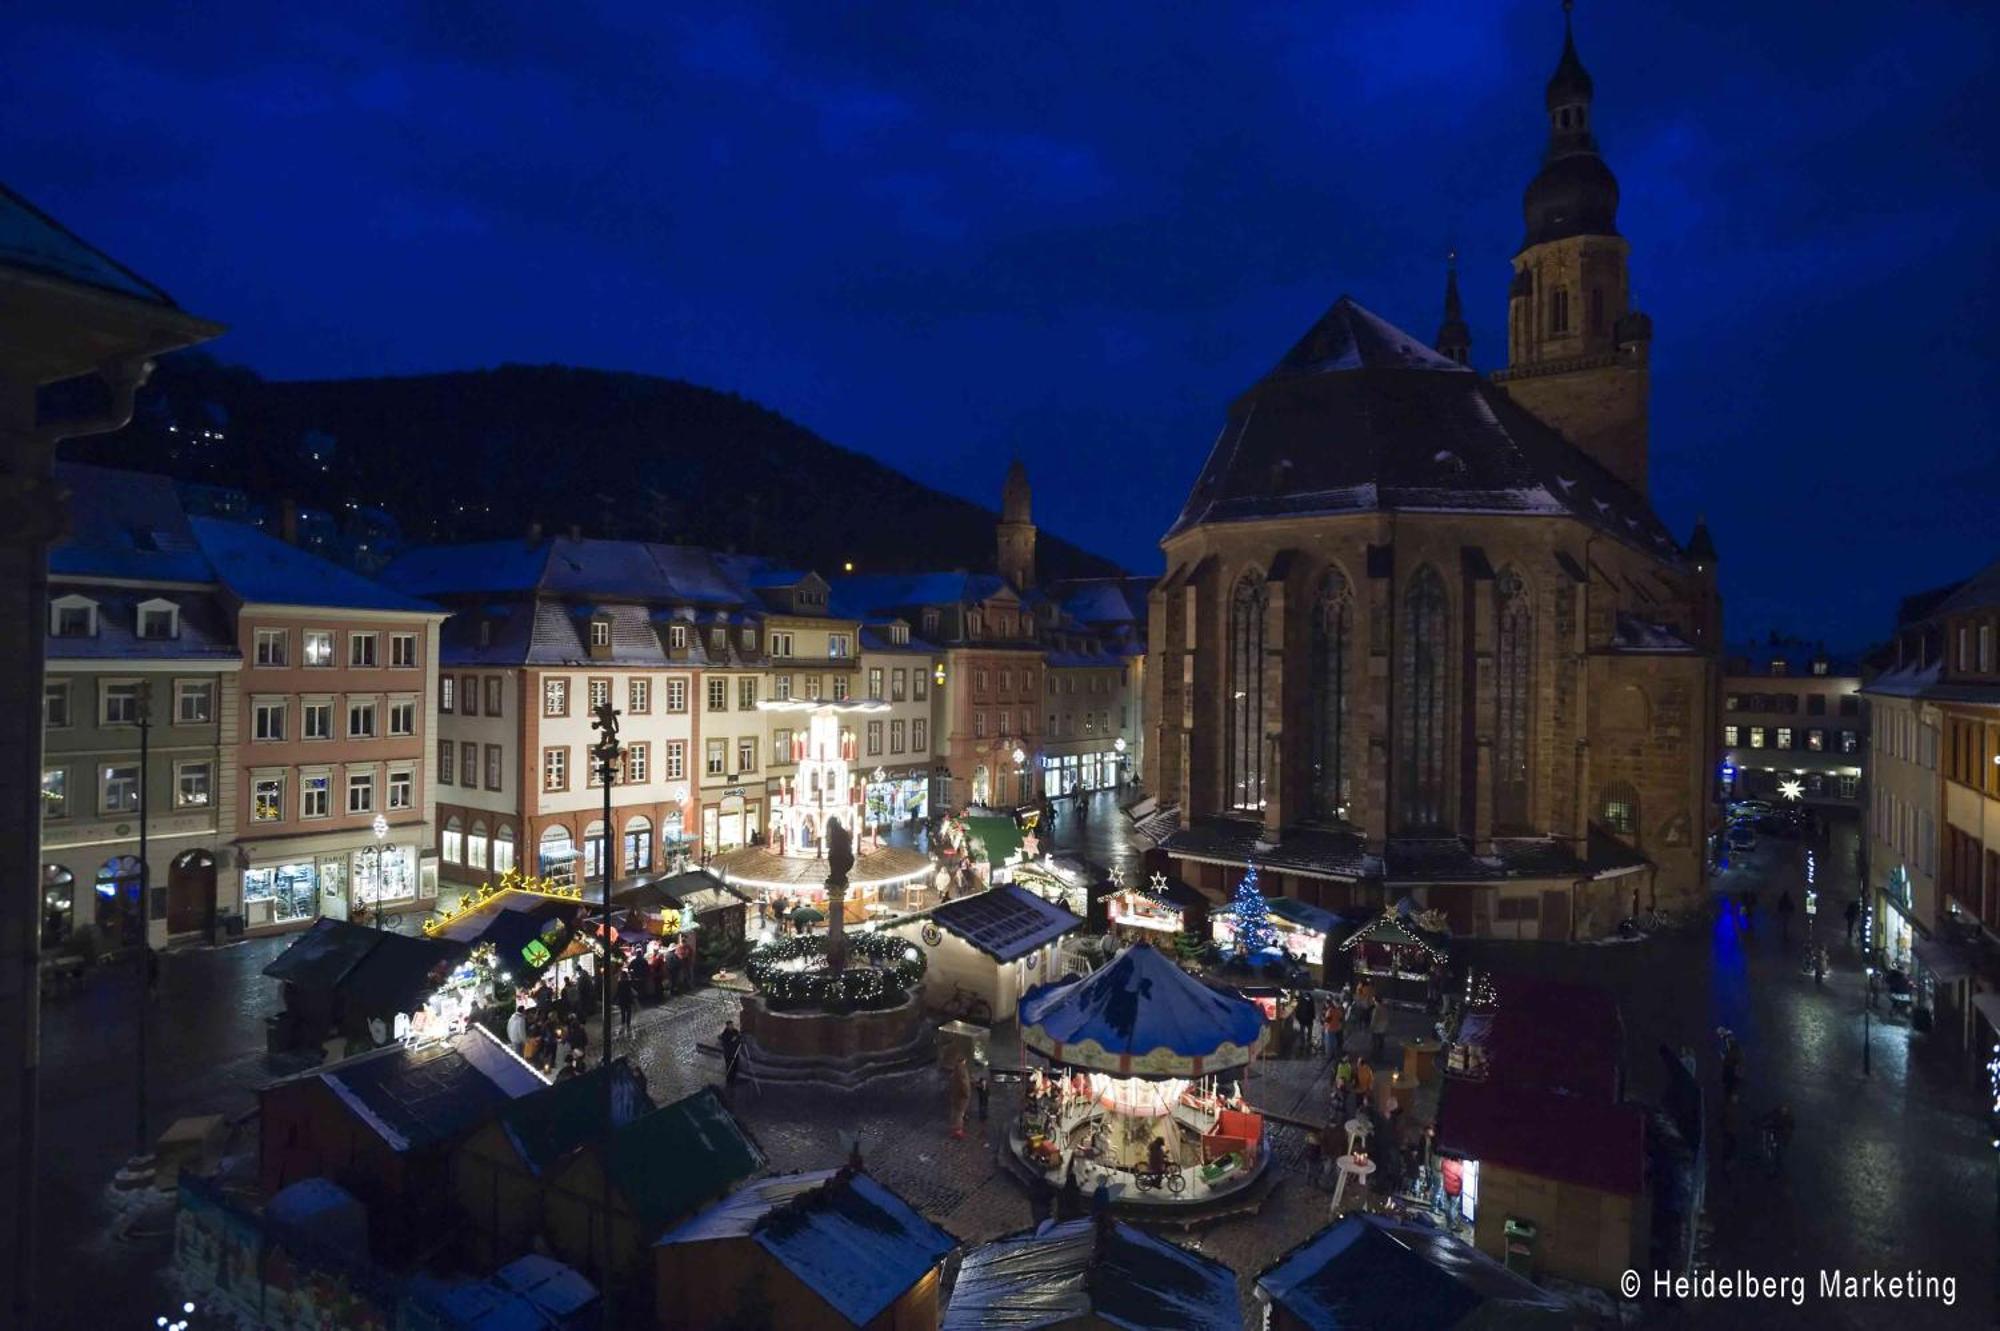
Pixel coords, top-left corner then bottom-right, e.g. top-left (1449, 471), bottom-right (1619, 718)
top-left (1338, 909), bottom-right (1448, 1008)
top-left (1008, 854), bottom-right (1101, 921)
top-left (614, 868), bottom-right (751, 942)
top-left (1013, 943), bottom-right (1269, 1208)
top-left (1105, 872), bottom-right (1199, 943)
top-left (262, 918), bottom-right (467, 1051)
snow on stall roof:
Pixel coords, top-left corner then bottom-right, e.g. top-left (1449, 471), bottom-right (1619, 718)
top-left (493, 1254), bottom-right (598, 1319)
top-left (190, 517), bottom-right (438, 613)
top-left (751, 1172), bottom-right (955, 1327)
top-left (943, 1217), bottom-right (1242, 1331)
top-left (658, 1169), bottom-right (954, 1327)
top-left (0, 180), bottom-right (180, 305)
top-left (1257, 1215), bottom-right (1569, 1329)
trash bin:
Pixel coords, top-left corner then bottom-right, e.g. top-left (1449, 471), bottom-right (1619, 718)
top-left (1502, 1217), bottom-right (1538, 1276)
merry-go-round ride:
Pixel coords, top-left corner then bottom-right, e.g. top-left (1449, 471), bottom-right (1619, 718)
top-left (1011, 942), bottom-right (1270, 1209)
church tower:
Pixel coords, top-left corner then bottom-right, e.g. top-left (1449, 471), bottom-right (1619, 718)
top-left (997, 458), bottom-right (1037, 591)
top-left (1494, 1), bottom-right (1654, 495)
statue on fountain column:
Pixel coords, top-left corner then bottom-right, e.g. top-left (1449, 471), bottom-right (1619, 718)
top-left (825, 816), bottom-right (854, 973)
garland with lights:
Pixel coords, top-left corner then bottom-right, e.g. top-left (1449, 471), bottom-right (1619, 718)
top-left (746, 930), bottom-right (927, 1011)
top-left (424, 866), bottom-right (583, 936)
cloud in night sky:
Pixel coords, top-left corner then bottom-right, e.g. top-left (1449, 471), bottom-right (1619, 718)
top-left (8, 1), bottom-right (1996, 646)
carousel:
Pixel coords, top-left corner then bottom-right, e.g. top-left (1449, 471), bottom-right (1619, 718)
top-left (707, 699), bottom-right (933, 918)
top-left (1013, 944), bottom-right (1269, 1209)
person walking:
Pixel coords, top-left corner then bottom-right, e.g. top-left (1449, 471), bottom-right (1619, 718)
top-left (664, 945), bottom-right (683, 998)
top-left (1369, 997), bottom-right (1390, 1062)
top-left (1353, 1054), bottom-right (1376, 1109)
top-left (506, 1004), bottom-right (528, 1052)
top-left (615, 971), bottom-right (637, 1037)
top-left (1776, 889), bottom-right (1795, 942)
top-left (948, 1056), bottom-right (972, 1140)
top-left (1322, 1000), bottom-right (1345, 1060)
top-left (720, 1019), bottom-right (743, 1090)
top-left (1294, 990), bottom-right (1317, 1057)
top-left (1844, 896), bottom-right (1861, 943)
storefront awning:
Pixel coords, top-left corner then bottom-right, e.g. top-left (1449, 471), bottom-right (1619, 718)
top-left (1911, 936), bottom-right (1977, 985)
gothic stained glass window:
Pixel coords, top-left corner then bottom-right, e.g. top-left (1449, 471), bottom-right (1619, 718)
top-left (1397, 566), bottom-right (1449, 831)
top-left (1226, 575), bottom-right (1268, 812)
top-left (1310, 570), bottom-right (1353, 821)
top-left (1494, 570), bottom-right (1533, 829)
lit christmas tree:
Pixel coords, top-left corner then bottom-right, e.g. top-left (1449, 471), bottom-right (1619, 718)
top-left (1229, 863), bottom-right (1278, 955)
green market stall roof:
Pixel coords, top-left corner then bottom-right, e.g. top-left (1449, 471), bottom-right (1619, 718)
top-left (495, 1060), bottom-right (655, 1177)
top-left (1338, 910), bottom-right (1448, 962)
top-left (957, 815), bottom-right (1024, 866)
top-left (604, 1087), bottom-right (766, 1234)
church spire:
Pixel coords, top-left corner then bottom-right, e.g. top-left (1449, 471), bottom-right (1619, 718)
top-left (1520, 0), bottom-right (1618, 250)
top-left (1435, 251), bottom-right (1471, 365)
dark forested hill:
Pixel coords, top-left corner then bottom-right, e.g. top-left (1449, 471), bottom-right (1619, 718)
top-left (66, 353), bottom-right (1125, 579)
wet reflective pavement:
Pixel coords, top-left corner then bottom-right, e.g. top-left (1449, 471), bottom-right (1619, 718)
top-left (37, 804), bottom-right (1998, 1328)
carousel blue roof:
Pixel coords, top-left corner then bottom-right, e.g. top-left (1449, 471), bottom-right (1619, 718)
top-left (1018, 944), bottom-right (1266, 1078)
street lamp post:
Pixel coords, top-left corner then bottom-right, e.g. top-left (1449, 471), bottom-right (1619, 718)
top-left (121, 682), bottom-right (155, 1187)
top-left (588, 702), bottom-right (623, 1331)
top-left (368, 813), bottom-right (389, 930)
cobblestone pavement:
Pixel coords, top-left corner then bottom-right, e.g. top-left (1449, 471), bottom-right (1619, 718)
top-left (40, 805), bottom-right (1998, 1329)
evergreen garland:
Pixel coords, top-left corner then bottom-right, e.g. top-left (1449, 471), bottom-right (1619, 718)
top-left (746, 931), bottom-right (927, 1010)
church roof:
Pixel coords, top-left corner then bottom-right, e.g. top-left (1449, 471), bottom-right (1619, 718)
top-left (1165, 297), bottom-right (1683, 564)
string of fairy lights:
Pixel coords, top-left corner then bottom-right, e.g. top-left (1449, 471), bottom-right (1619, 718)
top-left (423, 866), bottom-right (585, 936)
top-left (745, 931), bottom-right (926, 1009)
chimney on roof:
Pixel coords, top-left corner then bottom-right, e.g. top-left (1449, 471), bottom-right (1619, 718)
top-left (526, 521), bottom-right (543, 545)
top-left (279, 498), bottom-right (299, 547)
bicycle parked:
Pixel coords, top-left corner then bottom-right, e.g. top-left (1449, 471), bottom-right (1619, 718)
top-left (937, 984), bottom-right (993, 1025)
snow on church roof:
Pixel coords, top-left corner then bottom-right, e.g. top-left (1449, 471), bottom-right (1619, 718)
top-left (1167, 297), bottom-right (1684, 561)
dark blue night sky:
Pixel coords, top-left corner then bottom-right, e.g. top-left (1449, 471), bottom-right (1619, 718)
top-left (12, 2), bottom-right (1995, 647)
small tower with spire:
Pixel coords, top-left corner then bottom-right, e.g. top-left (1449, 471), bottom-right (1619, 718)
top-left (997, 459), bottom-right (1037, 591)
top-left (1435, 252), bottom-right (1472, 365)
top-left (1493, 0), bottom-right (1654, 496)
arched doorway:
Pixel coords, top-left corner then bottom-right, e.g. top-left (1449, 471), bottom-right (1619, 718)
top-left (94, 854), bottom-right (145, 949)
top-left (166, 850), bottom-right (216, 936)
top-left (42, 865), bottom-right (74, 947)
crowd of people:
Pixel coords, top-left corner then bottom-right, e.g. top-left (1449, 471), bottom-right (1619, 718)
top-left (498, 931), bottom-right (700, 1079)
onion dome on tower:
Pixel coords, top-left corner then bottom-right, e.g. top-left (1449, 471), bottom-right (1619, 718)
top-left (1521, 0), bottom-right (1619, 250)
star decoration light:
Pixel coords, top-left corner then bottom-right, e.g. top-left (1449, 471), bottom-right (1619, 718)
top-left (1779, 779), bottom-right (1804, 801)
top-left (1149, 871), bottom-right (1168, 894)
top-left (1107, 866), bottom-right (1125, 888)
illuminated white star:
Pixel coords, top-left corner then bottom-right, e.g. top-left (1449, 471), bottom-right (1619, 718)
top-left (1779, 779), bottom-right (1804, 802)
top-left (1107, 865), bottom-right (1125, 888)
top-left (1149, 871), bottom-right (1168, 894)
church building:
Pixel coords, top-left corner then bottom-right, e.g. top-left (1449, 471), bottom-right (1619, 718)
top-left (1147, 8), bottom-right (1720, 938)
